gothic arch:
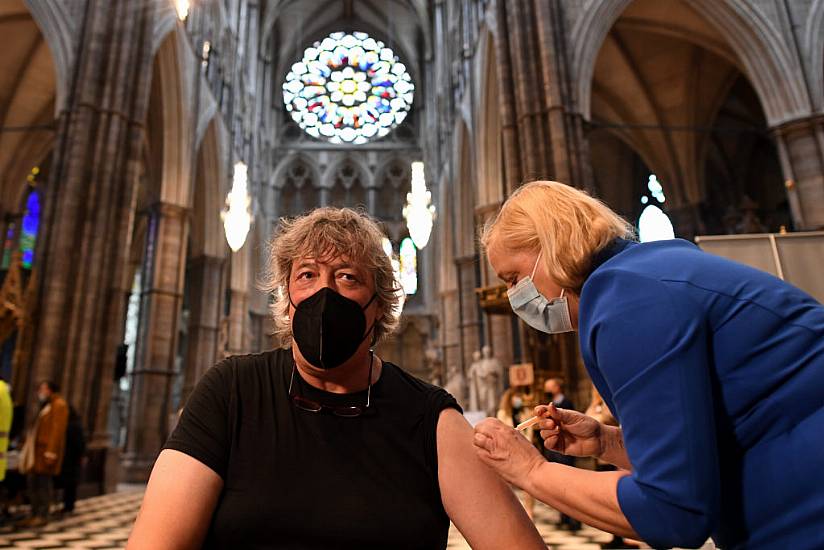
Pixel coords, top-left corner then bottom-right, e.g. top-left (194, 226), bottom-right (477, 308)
top-left (475, 27), bottom-right (505, 211)
top-left (374, 157), bottom-right (411, 222)
top-left (272, 154), bottom-right (321, 218)
top-left (805, 0), bottom-right (824, 111)
top-left (571, 0), bottom-right (810, 126)
top-left (151, 30), bottom-right (195, 207)
top-left (271, 153), bottom-right (323, 190)
top-left (22, 0), bottom-right (75, 112)
top-left (453, 119), bottom-right (475, 257)
top-left (326, 157), bottom-right (369, 209)
top-left (190, 119), bottom-right (229, 260)
top-left (0, 0), bottom-right (58, 212)
top-left (264, 1), bottom-right (425, 95)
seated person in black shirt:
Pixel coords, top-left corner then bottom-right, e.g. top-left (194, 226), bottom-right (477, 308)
top-left (127, 207), bottom-right (545, 550)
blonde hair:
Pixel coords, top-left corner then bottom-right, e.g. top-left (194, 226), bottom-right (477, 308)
top-left (263, 207), bottom-right (401, 346)
top-left (481, 181), bottom-right (634, 292)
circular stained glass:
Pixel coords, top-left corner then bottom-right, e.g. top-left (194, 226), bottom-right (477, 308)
top-left (283, 31), bottom-right (415, 145)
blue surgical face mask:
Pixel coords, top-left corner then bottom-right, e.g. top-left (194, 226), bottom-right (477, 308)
top-left (507, 252), bottom-right (573, 334)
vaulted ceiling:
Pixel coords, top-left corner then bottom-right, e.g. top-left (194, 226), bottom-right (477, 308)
top-left (0, 0), bottom-right (56, 212)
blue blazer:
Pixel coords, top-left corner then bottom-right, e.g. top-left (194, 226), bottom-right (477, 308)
top-left (578, 238), bottom-right (824, 549)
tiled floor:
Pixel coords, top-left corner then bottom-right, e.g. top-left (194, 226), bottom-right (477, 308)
top-left (0, 490), bottom-right (142, 549)
top-left (0, 488), bottom-right (638, 549)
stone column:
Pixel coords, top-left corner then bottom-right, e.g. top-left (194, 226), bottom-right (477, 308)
top-left (504, 1), bottom-right (550, 181)
top-left (122, 203), bottom-right (190, 482)
top-left (494, 0), bottom-right (524, 192)
top-left (29, 0), bottom-right (155, 458)
top-left (439, 287), bottom-right (461, 383)
top-left (455, 254), bottom-right (481, 371)
top-left (367, 185), bottom-right (378, 216)
top-left (227, 289), bottom-right (249, 355)
top-left (181, 255), bottom-right (224, 404)
top-left (772, 116), bottom-right (824, 229)
top-left (226, 243), bottom-right (250, 356)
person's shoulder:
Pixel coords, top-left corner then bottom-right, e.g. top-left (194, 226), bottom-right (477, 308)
top-left (383, 362), bottom-right (461, 411)
top-left (383, 362), bottom-right (440, 393)
top-left (198, 349), bottom-right (288, 395)
top-left (213, 348), bottom-right (289, 375)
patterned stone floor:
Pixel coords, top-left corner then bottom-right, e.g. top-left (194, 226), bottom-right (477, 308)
top-left (0, 488), bottom-right (643, 549)
top-left (0, 489), bottom-right (142, 549)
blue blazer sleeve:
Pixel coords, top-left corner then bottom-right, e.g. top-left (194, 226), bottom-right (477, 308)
top-left (584, 269), bottom-right (721, 548)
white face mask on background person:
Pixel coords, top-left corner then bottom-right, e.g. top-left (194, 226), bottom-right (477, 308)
top-left (506, 252), bottom-right (573, 334)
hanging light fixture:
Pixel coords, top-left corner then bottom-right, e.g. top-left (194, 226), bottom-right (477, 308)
top-left (174, 0), bottom-right (190, 20)
top-left (222, 161), bottom-right (253, 252)
top-left (403, 161), bottom-right (436, 249)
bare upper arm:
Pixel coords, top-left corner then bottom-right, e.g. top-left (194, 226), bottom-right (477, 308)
top-left (127, 449), bottom-right (223, 550)
top-left (437, 409), bottom-right (546, 550)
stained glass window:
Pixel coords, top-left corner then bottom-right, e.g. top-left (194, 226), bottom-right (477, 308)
top-left (283, 31), bottom-right (414, 145)
top-left (399, 237), bottom-right (417, 295)
top-left (638, 174), bottom-right (675, 243)
top-left (20, 190), bottom-right (41, 269)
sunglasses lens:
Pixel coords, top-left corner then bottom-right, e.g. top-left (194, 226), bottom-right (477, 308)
top-left (292, 396), bottom-right (322, 412)
top-left (333, 406), bottom-right (362, 418)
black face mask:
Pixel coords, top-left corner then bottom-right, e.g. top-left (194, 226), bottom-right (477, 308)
top-left (291, 287), bottom-right (377, 369)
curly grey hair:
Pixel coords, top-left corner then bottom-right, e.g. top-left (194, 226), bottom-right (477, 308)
top-left (263, 207), bottom-right (401, 346)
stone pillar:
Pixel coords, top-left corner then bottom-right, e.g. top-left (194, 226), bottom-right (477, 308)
top-left (227, 243), bottom-right (250, 356)
top-left (122, 203), bottom-right (190, 482)
top-left (494, 0), bottom-right (524, 193)
top-left (772, 116), bottom-right (824, 229)
top-left (455, 254), bottom-right (481, 371)
top-left (367, 185), bottom-right (378, 216)
top-left (227, 289), bottom-right (249, 355)
top-left (29, 0), bottom-right (155, 453)
top-left (503, 1), bottom-right (550, 181)
top-left (439, 287), bottom-right (461, 384)
top-left (181, 255), bottom-right (224, 404)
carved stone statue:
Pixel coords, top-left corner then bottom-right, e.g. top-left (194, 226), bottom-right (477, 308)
top-left (468, 346), bottom-right (502, 414)
top-left (479, 345), bottom-right (503, 413)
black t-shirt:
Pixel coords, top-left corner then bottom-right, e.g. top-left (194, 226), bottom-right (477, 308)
top-left (164, 348), bottom-right (461, 549)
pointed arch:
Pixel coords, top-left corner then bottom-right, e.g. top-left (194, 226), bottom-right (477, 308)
top-left (190, 119), bottom-right (229, 260)
top-left (374, 157), bottom-right (411, 222)
top-left (453, 119), bottom-right (476, 257)
top-left (22, 0), bottom-right (76, 112)
top-left (805, 0), bottom-right (824, 110)
top-left (151, 29), bottom-right (197, 207)
top-left (0, 0), bottom-right (58, 212)
top-left (271, 154), bottom-right (322, 218)
top-left (475, 27), bottom-right (505, 210)
top-left (571, 0), bottom-right (810, 125)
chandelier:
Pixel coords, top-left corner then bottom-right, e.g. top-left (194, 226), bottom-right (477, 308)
top-left (222, 162), bottom-right (252, 252)
top-left (402, 162), bottom-right (435, 249)
top-left (174, 0), bottom-right (189, 20)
